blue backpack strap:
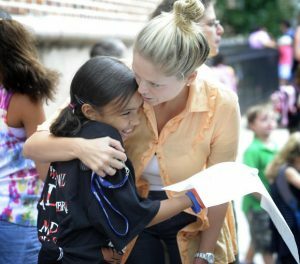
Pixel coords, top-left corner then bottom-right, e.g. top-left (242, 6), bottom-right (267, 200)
top-left (275, 165), bottom-right (300, 229)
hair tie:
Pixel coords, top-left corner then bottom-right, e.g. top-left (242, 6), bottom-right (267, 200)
top-left (68, 103), bottom-right (75, 114)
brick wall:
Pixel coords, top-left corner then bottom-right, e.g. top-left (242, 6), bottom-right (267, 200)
top-left (0, 0), bottom-right (161, 42)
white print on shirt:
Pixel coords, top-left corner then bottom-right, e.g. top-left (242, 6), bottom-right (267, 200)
top-left (40, 183), bottom-right (56, 210)
top-left (49, 165), bottom-right (57, 179)
top-left (49, 166), bottom-right (66, 187)
top-left (56, 201), bottom-right (68, 213)
top-left (56, 173), bottom-right (66, 187)
top-left (39, 219), bottom-right (59, 236)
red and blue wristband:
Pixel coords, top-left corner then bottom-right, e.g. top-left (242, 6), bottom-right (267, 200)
top-left (185, 188), bottom-right (205, 214)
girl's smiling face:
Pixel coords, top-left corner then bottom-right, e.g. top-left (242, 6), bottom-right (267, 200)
top-left (92, 92), bottom-right (143, 141)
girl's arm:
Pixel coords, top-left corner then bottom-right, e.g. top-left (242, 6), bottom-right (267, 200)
top-left (24, 131), bottom-right (127, 177)
top-left (148, 194), bottom-right (192, 226)
top-left (285, 166), bottom-right (300, 189)
top-left (147, 193), bottom-right (227, 263)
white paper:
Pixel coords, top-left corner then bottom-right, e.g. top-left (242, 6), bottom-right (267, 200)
top-left (163, 162), bottom-right (299, 263)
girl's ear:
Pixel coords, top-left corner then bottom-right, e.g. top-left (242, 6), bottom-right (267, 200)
top-left (81, 103), bottom-right (98, 120)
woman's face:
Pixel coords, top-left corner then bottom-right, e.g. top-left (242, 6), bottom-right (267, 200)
top-left (198, 4), bottom-right (224, 57)
top-left (132, 52), bottom-right (189, 106)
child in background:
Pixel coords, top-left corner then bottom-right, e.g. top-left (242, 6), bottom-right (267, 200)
top-left (37, 56), bottom-right (201, 264)
top-left (242, 104), bottom-right (277, 264)
top-left (0, 11), bottom-right (58, 264)
top-left (266, 132), bottom-right (300, 264)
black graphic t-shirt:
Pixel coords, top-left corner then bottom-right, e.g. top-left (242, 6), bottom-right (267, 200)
top-left (37, 121), bottom-right (160, 263)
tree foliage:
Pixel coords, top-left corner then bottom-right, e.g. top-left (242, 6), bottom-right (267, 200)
top-left (215, 0), bottom-right (296, 38)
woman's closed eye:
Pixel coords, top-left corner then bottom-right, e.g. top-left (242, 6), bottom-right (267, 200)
top-left (149, 82), bottom-right (160, 88)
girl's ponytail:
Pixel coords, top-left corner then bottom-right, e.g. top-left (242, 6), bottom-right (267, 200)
top-left (50, 103), bottom-right (85, 137)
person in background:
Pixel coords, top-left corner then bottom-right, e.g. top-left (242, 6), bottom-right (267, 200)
top-left (211, 53), bottom-right (238, 94)
top-left (37, 56), bottom-right (202, 264)
top-left (0, 10), bottom-right (58, 264)
top-left (286, 65), bottom-right (300, 133)
top-left (293, 24), bottom-right (300, 77)
top-left (270, 63), bottom-right (300, 133)
top-left (90, 37), bottom-right (128, 59)
top-left (279, 20), bottom-right (294, 39)
top-left (265, 132), bottom-right (300, 264)
top-left (278, 21), bottom-right (294, 85)
top-left (242, 104), bottom-right (277, 264)
top-left (24, 0), bottom-right (240, 263)
top-left (248, 26), bottom-right (276, 49)
top-left (151, 0), bottom-right (224, 60)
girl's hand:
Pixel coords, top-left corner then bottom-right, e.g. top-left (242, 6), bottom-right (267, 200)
top-left (77, 137), bottom-right (127, 177)
top-left (101, 247), bottom-right (123, 264)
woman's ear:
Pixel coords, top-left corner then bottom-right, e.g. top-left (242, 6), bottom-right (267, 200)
top-left (186, 71), bottom-right (198, 86)
top-left (81, 103), bottom-right (98, 120)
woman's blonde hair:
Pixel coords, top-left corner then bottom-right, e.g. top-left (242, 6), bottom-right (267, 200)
top-left (134, 0), bottom-right (209, 78)
top-left (266, 132), bottom-right (300, 182)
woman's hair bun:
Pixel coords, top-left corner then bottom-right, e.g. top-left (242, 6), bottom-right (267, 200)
top-left (173, 0), bottom-right (205, 26)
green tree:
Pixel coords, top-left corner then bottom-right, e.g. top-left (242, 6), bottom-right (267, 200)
top-left (216, 0), bottom-right (296, 37)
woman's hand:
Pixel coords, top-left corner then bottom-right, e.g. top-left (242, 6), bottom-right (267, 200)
top-left (76, 137), bottom-right (127, 177)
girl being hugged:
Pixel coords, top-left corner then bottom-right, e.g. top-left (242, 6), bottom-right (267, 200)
top-left (37, 56), bottom-right (201, 264)
top-left (266, 132), bottom-right (300, 263)
top-left (0, 10), bottom-right (58, 264)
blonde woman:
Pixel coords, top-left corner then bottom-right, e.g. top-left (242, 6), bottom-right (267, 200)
top-left (24, 0), bottom-right (240, 263)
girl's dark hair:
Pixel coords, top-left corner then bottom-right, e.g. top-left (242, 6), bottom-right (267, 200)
top-left (50, 56), bottom-right (138, 137)
top-left (0, 19), bottom-right (58, 102)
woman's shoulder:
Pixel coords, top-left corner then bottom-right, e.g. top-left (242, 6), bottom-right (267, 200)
top-left (199, 77), bottom-right (239, 107)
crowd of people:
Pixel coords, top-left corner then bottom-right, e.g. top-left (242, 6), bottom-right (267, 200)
top-left (249, 20), bottom-right (300, 133)
top-left (0, 0), bottom-right (299, 264)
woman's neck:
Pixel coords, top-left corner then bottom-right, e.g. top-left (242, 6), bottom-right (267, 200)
top-left (154, 85), bottom-right (189, 134)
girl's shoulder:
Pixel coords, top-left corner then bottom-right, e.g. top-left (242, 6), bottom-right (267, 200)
top-left (78, 121), bottom-right (123, 142)
top-left (6, 92), bottom-right (44, 127)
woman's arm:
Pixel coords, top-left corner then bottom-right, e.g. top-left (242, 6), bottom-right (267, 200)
top-left (24, 131), bottom-right (127, 177)
top-left (197, 91), bottom-right (240, 262)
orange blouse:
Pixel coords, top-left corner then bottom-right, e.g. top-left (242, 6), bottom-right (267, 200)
top-left (124, 76), bottom-right (241, 263)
